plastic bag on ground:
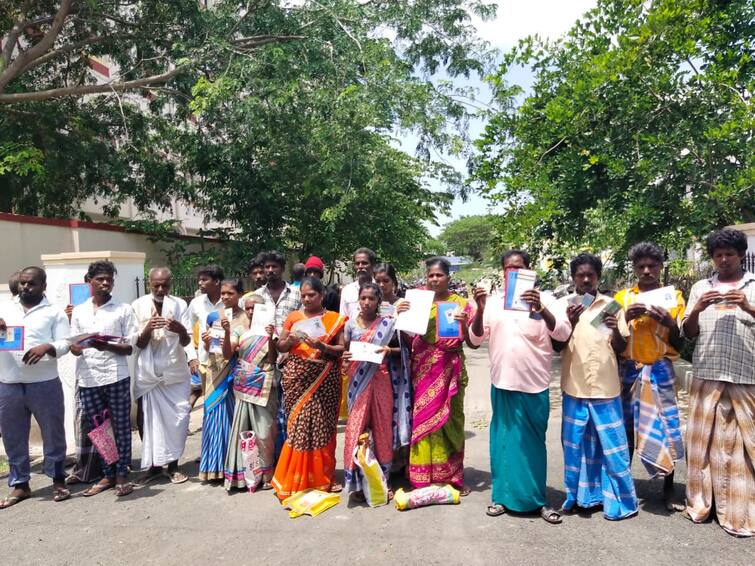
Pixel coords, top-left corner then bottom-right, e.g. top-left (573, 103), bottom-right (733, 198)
top-left (354, 431), bottom-right (389, 507)
top-left (239, 430), bottom-right (262, 493)
top-left (282, 489), bottom-right (340, 518)
top-left (394, 484), bottom-right (460, 511)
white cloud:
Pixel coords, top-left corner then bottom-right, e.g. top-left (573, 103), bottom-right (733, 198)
top-left (474, 0), bottom-right (598, 48)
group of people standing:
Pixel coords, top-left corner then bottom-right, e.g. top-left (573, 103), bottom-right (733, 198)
top-left (0, 229), bottom-right (753, 539)
top-left (472, 228), bottom-right (754, 537)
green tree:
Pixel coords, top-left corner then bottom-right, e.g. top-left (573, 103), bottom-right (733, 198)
top-left (473, 0), bottom-right (754, 264)
top-left (1, 1), bottom-right (495, 271)
top-left (438, 214), bottom-right (498, 261)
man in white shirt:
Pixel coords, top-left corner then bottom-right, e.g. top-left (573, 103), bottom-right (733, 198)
top-left (339, 247), bottom-right (377, 319)
top-left (132, 268), bottom-right (193, 486)
top-left (0, 266), bottom-right (71, 508)
top-left (187, 265), bottom-right (224, 409)
top-left (70, 260), bottom-right (138, 497)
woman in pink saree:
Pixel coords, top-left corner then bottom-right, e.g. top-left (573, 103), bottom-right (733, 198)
top-left (409, 257), bottom-right (476, 494)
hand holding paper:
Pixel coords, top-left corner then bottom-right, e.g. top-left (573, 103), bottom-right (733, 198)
top-left (633, 286), bottom-right (678, 310)
top-left (291, 316), bottom-right (327, 340)
top-left (395, 289), bottom-right (435, 335)
top-left (250, 304), bottom-right (274, 336)
top-left (349, 341), bottom-right (386, 364)
top-left (436, 302), bottom-right (462, 339)
top-left (591, 300), bottom-right (622, 335)
top-left (504, 269), bottom-right (537, 311)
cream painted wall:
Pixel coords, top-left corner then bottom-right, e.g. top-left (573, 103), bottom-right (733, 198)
top-left (0, 220), bottom-right (75, 274)
top-left (1, 217), bottom-right (220, 280)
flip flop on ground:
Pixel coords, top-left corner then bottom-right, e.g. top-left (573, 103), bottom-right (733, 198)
top-left (114, 483), bottom-right (134, 497)
top-left (53, 486), bottom-right (71, 503)
top-left (540, 506), bottom-right (563, 524)
top-left (82, 479), bottom-right (113, 497)
top-left (486, 503), bottom-right (506, 517)
top-left (0, 488), bottom-right (31, 509)
top-left (134, 468), bottom-right (164, 487)
top-left (167, 471), bottom-right (189, 484)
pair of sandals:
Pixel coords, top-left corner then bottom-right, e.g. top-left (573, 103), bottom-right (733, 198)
top-left (486, 503), bottom-right (563, 524)
top-left (134, 468), bottom-right (190, 487)
top-left (83, 479), bottom-right (134, 497)
top-left (0, 485), bottom-right (71, 509)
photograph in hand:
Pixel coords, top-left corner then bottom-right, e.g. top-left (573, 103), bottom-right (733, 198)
top-left (0, 326), bottom-right (25, 351)
top-left (436, 302), bottom-right (462, 339)
top-left (504, 269), bottom-right (537, 311)
top-left (591, 300), bottom-right (622, 334)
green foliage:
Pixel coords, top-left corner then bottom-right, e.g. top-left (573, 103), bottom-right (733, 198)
top-left (0, 0), bottom-right (495, 271)
top-left (472, 0), bottom-right (755, 266)
top-left (437, 214), bottom-right (499, 261)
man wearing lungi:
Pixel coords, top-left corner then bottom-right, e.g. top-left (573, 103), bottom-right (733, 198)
top-left (615, 242), bottom-right (685, 511)
top-left (682, 228), bottom-right (755, 537)
top-left (556, 253), bottom-right (638, 520)
top-left (71, 260), bottom-right (138, 498)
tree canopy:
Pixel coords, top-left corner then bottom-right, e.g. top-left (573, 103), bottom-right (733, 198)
top-left (437, 214), bottom-right (498, 261)
top-left (0, 0), bottom-right (496, 270)
top-left (472, 0), bottom-right (754, 263)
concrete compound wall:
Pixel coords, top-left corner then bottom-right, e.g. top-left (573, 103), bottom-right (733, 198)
top-left (0, 212), bottom-right (220, 281)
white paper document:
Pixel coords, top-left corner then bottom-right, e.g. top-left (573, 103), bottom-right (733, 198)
top-left (292, 315), bottom-right (327, 339)
top-left (395, 289), bottom-right (435, 335)
top-left (632, 286), bottom-right (678, 310)
top-left (504, 269), bottom-right (537, 311)
top-left (209, 326), bottom-right (224, 354)
top-left (349, 340), bottom-right (386, 364)
top-left (250, 304), bottom-right (274, 336)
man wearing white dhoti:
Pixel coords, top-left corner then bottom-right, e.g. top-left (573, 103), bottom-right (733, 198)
top-left (132, 268), bottom-right (195, 486)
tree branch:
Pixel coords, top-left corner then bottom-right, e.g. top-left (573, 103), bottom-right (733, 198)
top-left (1, 0), bottom-right (34, 68)
top-left (231, 34), bottom-right (306, 50)
top-left (19, 33), bottom-right (137, 74)
top-left (0, 0), bottom-right (74, 93)
top-left (0, 66), bottom-right (184, 104)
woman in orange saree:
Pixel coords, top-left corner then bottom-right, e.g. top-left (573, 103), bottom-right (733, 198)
top-left (272, 277), bottom-right (346, 500)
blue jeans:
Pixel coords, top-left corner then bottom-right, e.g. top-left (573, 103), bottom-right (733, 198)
top-left (0, 378), bottom-right (67, 487)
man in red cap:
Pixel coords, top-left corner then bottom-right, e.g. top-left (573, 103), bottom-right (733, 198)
top-left (304, 256), bottom-right (325, 277)
top-left (304, 256), bottom-right (339, 311)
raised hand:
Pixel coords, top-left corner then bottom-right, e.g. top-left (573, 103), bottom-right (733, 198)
top-left (473, 287), bottom-right (488, 311)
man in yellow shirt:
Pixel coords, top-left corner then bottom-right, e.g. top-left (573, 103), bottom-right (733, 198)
top-left (615, 242), bottom-right (685, 512)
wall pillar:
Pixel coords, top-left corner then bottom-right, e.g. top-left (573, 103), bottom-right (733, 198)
top-left (37, 251), bottom-right (145, 454)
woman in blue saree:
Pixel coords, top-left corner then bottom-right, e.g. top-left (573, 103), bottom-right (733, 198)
top-left (198, 279), bottom-right (248, 482)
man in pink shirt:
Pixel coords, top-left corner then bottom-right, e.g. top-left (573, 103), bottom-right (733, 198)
top-left (470, 250), bottom-right (571, 524)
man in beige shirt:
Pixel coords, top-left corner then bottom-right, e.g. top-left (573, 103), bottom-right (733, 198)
top-left (555, 253), bottom-right (638, 521)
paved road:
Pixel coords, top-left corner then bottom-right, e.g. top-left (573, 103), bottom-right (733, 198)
top-left (3, 346), bottom-right (753, 565)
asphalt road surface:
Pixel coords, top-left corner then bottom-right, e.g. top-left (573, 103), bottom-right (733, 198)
top-left (3, 346), bottom-right (753, 565)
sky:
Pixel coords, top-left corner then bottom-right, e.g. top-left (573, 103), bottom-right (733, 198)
top-left (420, 0), bottom-right (598, 236)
